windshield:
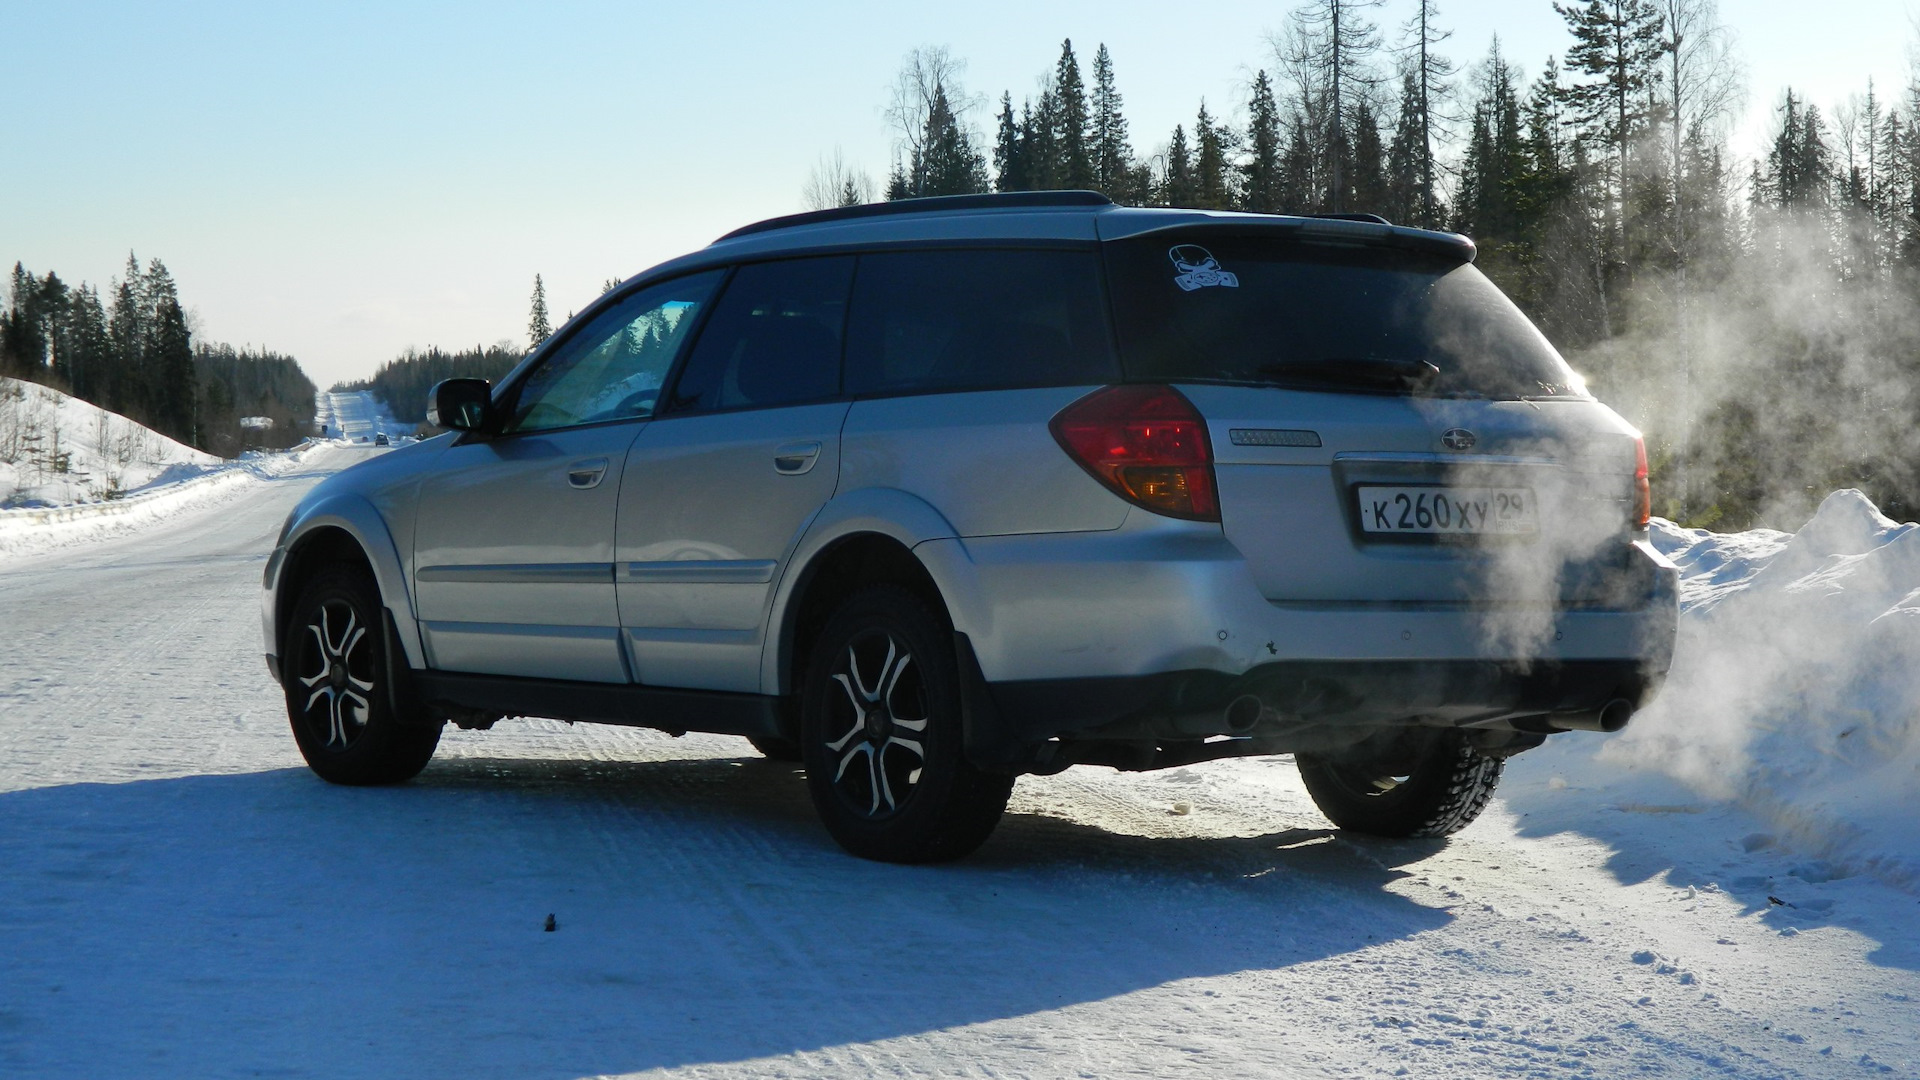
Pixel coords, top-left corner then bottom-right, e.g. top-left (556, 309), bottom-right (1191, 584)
top-left (1103, 232), bottom-right (1586, 399)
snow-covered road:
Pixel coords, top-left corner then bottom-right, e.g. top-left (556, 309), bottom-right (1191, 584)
top-left (0, 448), bottom-right (1914, 1079)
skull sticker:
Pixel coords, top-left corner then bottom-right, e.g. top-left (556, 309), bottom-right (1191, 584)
top-left (1169, 244), bottom-right (1239, 291)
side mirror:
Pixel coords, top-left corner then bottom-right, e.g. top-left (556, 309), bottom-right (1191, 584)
top-left (427, 379), bottom-right (494, 432)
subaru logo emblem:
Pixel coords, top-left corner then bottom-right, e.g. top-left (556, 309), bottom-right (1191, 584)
top-left (1441, 428), bottom-right (1477, 451)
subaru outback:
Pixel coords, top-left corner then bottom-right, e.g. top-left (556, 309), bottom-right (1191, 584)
top-left (263, 191), bottom-right (1678, 862)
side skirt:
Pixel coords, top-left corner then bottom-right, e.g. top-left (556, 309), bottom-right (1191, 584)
top-left (412, 671), bottom-right (784, 740)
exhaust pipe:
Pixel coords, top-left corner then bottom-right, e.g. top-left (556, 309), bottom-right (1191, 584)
top-left (1548, 697), bottom-right (1634, 733)
top-left (1223, 695), bottom-right (1265, 734)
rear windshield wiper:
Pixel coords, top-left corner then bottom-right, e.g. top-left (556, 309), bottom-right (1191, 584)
top-left (1241, 356), bottom-right (1441, 390)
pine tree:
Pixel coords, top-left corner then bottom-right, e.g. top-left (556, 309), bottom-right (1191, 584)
top-left (529, 274), bottom-right (552, 348)
top-left (1243, 71), bottom-right (1286, 212)
top-left (1052, 40), bottom-right (1093, 189)
top-left (1090, 44), bottom-right (1136, 201)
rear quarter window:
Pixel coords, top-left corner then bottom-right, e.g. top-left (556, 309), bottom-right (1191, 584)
top-left (843, 249), bottom-right (1119, 397)
top-left (1104, 232), bottom-right (1586, 400)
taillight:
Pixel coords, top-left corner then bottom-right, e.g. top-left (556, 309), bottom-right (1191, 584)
top-left (1050, 384), bottom-right (1219, 522)
top-left (1632, 437), bottom-right (1651, 529)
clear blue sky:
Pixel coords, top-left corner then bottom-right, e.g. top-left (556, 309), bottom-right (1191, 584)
top-left (3, 0), bottom-right (1915, 389)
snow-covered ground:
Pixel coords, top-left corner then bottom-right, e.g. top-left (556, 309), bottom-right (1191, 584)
top-left (0, 456), bottom-right (1914, 1079)
top-left (0, 377), bottom-right (222, 506)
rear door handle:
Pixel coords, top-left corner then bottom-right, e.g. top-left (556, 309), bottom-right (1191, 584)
top-left (567, 458), bottom-right (610, 489)
top-left (773, 441), bottom-right (822, 475)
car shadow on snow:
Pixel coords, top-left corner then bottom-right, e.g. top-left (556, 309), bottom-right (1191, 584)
top-left (0, 756), bottom-right (1451, 1079)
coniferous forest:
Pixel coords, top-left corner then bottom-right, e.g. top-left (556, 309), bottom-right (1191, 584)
top-left (336, 345), bottom-right (525, 426)
top-left (0, 255), bottom-right (316, 455)
top-left (851, 1), bottom-right (1920, 529)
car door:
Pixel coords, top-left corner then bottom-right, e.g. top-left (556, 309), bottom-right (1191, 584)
top-left (616, 256), bottom-right (855, 693)
top-left (413, 270), bottom-right (724, 682)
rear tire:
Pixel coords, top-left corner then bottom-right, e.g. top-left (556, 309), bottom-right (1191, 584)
top-left (801, 586), bottom-right (1012, 863)
top-left (283, 564), bottom-right (441, 785)
top-left (1296, 728), bottom-right (1502, 838)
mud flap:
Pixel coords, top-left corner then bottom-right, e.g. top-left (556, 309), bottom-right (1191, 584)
top-left (953, 631), bottom-right (1030, 774)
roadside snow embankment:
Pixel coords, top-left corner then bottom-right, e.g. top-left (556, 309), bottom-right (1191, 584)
top-left (1605, 490), bottom-right (1920, 891)
top-left (0, 378), bottom-right (320, 560)
top-left (0, 377), bottom-right (223, 506)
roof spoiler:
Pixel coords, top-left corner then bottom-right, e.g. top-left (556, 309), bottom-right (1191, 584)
top-left (1106, 214), bottom-right (1476, 263)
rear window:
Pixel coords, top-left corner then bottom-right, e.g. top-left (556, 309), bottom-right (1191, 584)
top-left (844, 249), bottom-right (1119, 396)
top-left (1104, 233), bottom-right (1585, 399)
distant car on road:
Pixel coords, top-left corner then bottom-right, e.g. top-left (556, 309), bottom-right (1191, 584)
top-left (374, 433), bottom-right (389, 446)
top-left (262, 191), bottom-right (1677, 863)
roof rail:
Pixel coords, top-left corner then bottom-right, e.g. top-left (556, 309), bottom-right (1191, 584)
top-left (715, 190), bottom-right (1115, 242)
top-left (1310, 212), bottom-right (1393, 225)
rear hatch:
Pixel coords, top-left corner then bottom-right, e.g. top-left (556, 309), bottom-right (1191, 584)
top-left (1102, 224), bottom-right (1645, 609)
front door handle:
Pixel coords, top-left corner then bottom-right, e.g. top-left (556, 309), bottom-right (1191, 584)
top-left (567, 458), bottom-right (610, 489)
top-left (773, 441), bottom-right (822, 475)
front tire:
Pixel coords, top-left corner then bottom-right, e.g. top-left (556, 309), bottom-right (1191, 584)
top-left (283, 564), bottom-right (441, 785)
top-left (1296, 728), bottom-right (1503, 837)
top-left (801, 586), bottom-right (1012, 863)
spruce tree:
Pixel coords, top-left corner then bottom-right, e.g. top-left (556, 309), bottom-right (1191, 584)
top-left (1090, 45), bottom-right (1136, 201)
top-left (1052, 40), bottom-right (1093, 189)
top-left (1349, 100), bottom-right (1390, 214)
top-left (529, 274), bottom-right (552, 348)
top-left (1385, 72), bottom-right (1427, 222)
top-left (1396, 0), bottom-right (1456, 227)
top-left (1555, 0), bottom-right (1668, 262)
top-left (916, 84), bottom-right (990, 197)
top-left (1193, 102), bottom-right (1234, 209)
top-left (151, 294), bottom-right (197, 444)
top-left (994, 92), bottom-right (1026, 192)
top-left (1243, 71), bottom-right (1286, 212)
top-left (1160, 125), bottom-right (1196, 207)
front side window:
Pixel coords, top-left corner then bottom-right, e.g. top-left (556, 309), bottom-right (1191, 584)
top-left (505, 270), bottom-right (723, 434)
top-left (843, 249), bottom-right (1118, 396)
top-left (666, 256), bottom-right (855, 414)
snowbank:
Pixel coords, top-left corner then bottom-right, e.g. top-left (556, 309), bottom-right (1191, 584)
top-left (1596, 490), bottom-right (1920, 891)
top-left (0, 377), bottom-right (222, 506)
top-left (0, 377), bottom-right (324, 560)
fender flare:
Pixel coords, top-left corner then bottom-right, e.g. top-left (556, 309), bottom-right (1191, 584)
top-left (272, 492), bottom-right (425, 670)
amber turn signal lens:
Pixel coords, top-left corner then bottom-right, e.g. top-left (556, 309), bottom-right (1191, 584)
top-left (1050, 385), bottom-right (1220, 522)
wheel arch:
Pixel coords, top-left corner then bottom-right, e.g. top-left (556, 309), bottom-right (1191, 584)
top-left (273, 497), bottom-right (423, 670)
top-left (763, 488), bottom-right (963, 703)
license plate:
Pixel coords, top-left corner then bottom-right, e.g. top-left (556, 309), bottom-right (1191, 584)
top-left (1356, 486), bottom-right (1537, 535)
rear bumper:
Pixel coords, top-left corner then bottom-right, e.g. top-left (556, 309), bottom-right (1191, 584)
top-left (917, 518), bottom-right (1678, 681)
top-left (917, 515), bottom-right (1678, 769)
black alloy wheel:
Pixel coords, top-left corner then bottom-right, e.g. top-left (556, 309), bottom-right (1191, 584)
top-left (284, 564), bottom-right (441, 785)
top-left (801, 586), bottom-right (1011, 862)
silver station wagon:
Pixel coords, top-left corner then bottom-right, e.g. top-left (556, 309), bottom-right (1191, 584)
top-left (264, 192), bottom-right (1678, 862)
